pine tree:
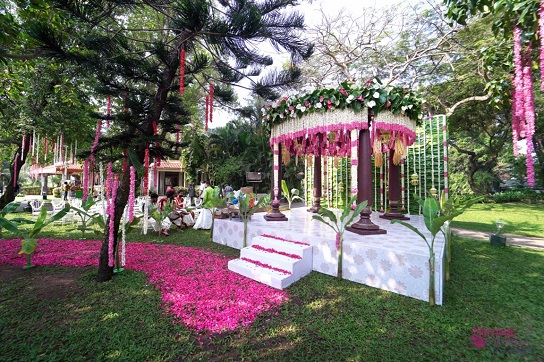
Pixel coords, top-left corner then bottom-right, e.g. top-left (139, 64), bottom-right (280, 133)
top-left (15, 0), bottom-right (312, 281)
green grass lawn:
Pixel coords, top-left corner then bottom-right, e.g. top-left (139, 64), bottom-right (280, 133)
top-left (1, 223), bottom-right (543, 361)
top-left (452, 203), bottom-right (544, 238)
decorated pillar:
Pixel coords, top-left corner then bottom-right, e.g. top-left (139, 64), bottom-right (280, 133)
top-left (350, 129), bottom-right (358, 202)
top-left (307, 133), bottom-right (322, 213)
top-left (347, 111), bottom-right (386, 235)
top-left (41, 174), bottom-right (49, 200)
top-left (264, 142), bottom-right (288, 221)
top-left (380, 150), bottom-right (409, 220)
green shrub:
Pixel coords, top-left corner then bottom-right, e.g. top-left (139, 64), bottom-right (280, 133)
top-left (21, 186), bottom-right (42, 195)
top-left (53, 187), bottom-right (62, 198)
top-left (491, 188), bottom-right (543, 203)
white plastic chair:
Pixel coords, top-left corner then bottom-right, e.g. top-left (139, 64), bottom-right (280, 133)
top-left (51, 200), bottom-right (67, 224)
top-left (29, 199), bottom-right (44, 216)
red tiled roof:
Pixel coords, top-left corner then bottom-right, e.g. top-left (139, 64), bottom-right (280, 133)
top-left (150, 160), bottom-right (183, 171)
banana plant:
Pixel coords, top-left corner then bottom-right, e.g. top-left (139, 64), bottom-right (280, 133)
top-left (0, 202), bottom-right (21, 236)
top-left (8, 205), bottom-right (70, 269)
top-left (391, 196), bottom-right (464, 306)
top-left (66, 198), bottom-right (104, 238)
top-left (238, 192), bottom-right (270, 248)
top-left (437, 191), bottom-right (483, 280)
top-left (312, 196), bottom-right (367, 280)
top-left (281, 179), bottom-right (304, 209)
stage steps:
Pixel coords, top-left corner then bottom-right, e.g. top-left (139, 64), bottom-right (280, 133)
top-left (228, 234), bottom-right (313, 290)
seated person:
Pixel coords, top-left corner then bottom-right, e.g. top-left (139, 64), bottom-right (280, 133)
top-left (173, 190), bottom-right (195, 228)
top-left (158, 189), bottom-right (189, 231)
top-left (146, 193), bottom-right (171, 236)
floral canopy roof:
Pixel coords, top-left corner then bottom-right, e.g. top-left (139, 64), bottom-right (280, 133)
top-left (263, 79), bottom-right (424, 163)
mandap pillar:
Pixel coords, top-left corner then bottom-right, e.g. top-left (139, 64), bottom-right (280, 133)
top-left (347, 112), bottom-right (386, 235)
top-left (41, 174), bottom-right (49, 200)
top-left (307, 133), bottom-right (322, 213)
top-left (264, 142), bottom-right (288, 221)
top-left (380, 150), bottom-right (409, 220)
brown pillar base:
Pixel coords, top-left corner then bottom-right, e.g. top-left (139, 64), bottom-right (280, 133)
top-left (264, 201), bottom-right (288, 221)
top-left (347, 209), bottom-right (387, 235)
top-left (307, 198), bottom-right (321, 213)
top-left (380, 212), bottom-right (410, 220)
top-left (379, 201), bottom-right (410, 220)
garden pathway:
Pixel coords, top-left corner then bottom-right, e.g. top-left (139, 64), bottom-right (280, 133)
top-left (451, 228), bottom-right (544, 250)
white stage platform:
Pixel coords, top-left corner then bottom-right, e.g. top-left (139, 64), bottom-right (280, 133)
top-left (213, 208), bottom-right (445, 305)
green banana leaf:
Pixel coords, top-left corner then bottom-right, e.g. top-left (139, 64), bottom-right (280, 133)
top-left (1, 201), bottom-right (21, 215)
top-left (0, 217), bottom-right (20, 233)
top-left (391, 219), bottom-right (429, 247)
top-left (19, 238), bottom-right (38, 255)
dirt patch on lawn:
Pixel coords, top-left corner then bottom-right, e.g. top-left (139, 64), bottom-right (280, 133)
top-left (0, 265), bottom-right (88, 301)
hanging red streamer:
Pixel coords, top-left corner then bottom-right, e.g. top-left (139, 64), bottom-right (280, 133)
top-left (154, 155), bottom-right (160, 189)
top-left (143, 148), bottom-right (149, 196)
top-left (106, 96), bottom-right (112, 128)
top-left (209, 83), bottom-right (214, 123)
top-left (60, 133), bottom-right (64, 163)
top-left (13, 153), bottom-right (18, 187)
top-left (179, 49), bottom-right (185, 95)
top-left (122, 149), bottom-right (128, 172)
top-left (152, 120), bottom-right (158, 135)
top-left (205, 95), bottom-right (209, 131)
top-left (175, 125), bottom-right (180, 153)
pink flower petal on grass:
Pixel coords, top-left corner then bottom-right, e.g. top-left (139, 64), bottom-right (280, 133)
top-left (0, 239), bottom-right (288, 333)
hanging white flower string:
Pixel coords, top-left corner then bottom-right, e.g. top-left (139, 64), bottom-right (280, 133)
top-left (442, 115), bottom-right (449, 200)
top-left (379, 161), bottom-right (384, 212)
top-left (99, 162), bottom-right (107, 223)
top-left (273, 143), bottom-right (280, 203)
top-left (143, 195), bottom-right (149, 235)
top-left (406, 151), bottom-right (411, 213)
top-left (36, 134), bottom-right (39, 163)
top-left (121, 208), bottom-right (127, 267)
top-left (436, 116), bottom-right (441, 196)
top-left (350, 129), bottom-right (358, 202)
top-left (400, 158), bottom-right (405, 211)
top-left (422, 121), bottom-right (427, 201)
top-left (429, 117), bottom-right (435, 195)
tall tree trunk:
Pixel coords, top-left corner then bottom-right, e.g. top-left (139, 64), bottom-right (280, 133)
top-left (96, 161), bottom-right (132, 282)
top-left (0, 139), bottom-right (31, 210)
top-left (96, 43), bottom-right (181, 282)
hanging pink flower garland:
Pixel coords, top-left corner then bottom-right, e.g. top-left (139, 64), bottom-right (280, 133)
top-left (90, 120), bottom-right (102, 165)
top-left (512, 25), bottom-right (524, 157)
top-left (540, 0), bottom-right (544, 91)
top-left (108, 174), bottom-right (119, 267)
top-left (128, 166), bottom-right (136, 222)
top-left (83, 160), bottom-right (89, 201)
top-left (522, 46), bottom-right (536, 187)
top-left (106, 162), bottom-right (113, 204)
top-left (512, 23), bottom-right (536, 187)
